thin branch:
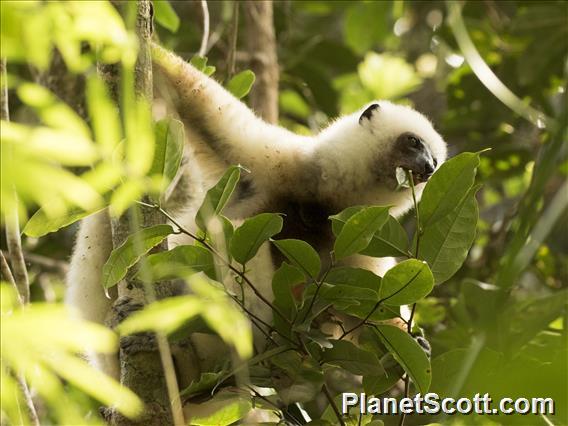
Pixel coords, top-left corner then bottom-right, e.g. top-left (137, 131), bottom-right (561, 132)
top-left (322, 384), bottom-right (345, 426)
top-left (198, 0), bottom-right (210, 57)
top-left (407, 170), bottom-right (421, 258)
top-left (139, 201), bottom-right (293, 326)
top-left (227, 1), bottom-right (239, 78)
top-left (1, 251), bottom-right (21, 305)
top-left (1, 58), bottom-right (30, 304)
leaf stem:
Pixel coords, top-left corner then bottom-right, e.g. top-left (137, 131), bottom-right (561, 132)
top-left (406, 170), bottom-right (421, 259)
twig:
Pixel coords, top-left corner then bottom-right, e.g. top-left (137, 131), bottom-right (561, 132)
top-left (24, 252), bottom-right (69, 273)
top-left (0, 251), bottom-right (20, 303)
top-left (322, 384), bottom-right (345, 426)
top-left (198, 0), bottom-right (210, 57)
top-left (227, 1), bottom-right (239, 78)
top-left (339, 269), bottom-right (422, 340)
top-left (139, 201), bottom-right (293, 326)
top-left (300, 260), bottom-right (333, 324)
top-left (1, 58), bottom-right (30, 304)
top-left (407, 170), bottom-right (421, 258)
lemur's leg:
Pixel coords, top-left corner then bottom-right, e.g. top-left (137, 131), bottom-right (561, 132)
top-left (66, 210), bottom-right (119, 378)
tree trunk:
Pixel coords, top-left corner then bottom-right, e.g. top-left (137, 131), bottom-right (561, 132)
top-left (103, 1), bottom-right (181, 425)
top-left (243, 0), bottom-right (279, 124)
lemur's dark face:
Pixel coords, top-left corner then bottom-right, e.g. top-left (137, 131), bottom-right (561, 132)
top-left (392, 132), bottom-right (437, 184)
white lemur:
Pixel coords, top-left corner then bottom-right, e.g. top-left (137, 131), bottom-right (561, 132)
top-left (66, 43), bottom-right (447, 380)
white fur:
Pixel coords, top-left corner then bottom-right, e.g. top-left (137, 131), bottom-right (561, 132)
top-left (67, 46), bottom-right (448, 380)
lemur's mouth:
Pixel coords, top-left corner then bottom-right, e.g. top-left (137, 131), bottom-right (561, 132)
top-left (395, 166), bottom-right (433, 188)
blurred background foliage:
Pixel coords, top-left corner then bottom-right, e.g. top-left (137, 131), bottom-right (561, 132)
top-left (1, 0), bottom-right (566, 425)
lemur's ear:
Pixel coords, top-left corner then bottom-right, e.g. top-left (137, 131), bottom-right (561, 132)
top-left (359, 103), bottom-right (380, 124)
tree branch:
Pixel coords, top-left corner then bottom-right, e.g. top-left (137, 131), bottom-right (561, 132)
top-left (243, 0), bottom-right (279, 123)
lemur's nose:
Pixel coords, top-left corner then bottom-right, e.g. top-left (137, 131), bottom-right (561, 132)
top-left (423, 161), bottom-right (435, 177)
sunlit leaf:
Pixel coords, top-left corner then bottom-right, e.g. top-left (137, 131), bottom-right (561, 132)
top-left (374, 324), bottom-right (431, 393)
top-left (153, 0), bottom-right (180, 33)
top-left (102, 224), bottom-right (174, 289)
top-left (17, 83), bottom-right (91, 139)
top-left (196, 165), bottom-right (241, 230)
top-left (149, 118), bottom-right (184, 195)
top-left (109, 179), bottom-right (144, 217)
top-left (359, 53), bottom-right (422, 100)
top-left (227, 70), bottom-right (255, 99)
top-left (142, 245), bottom-right (216, 281)
top-left (379, 259), bottom-right (434, 306)
top-left (86, 74), bottom-right (121, 156)
top-left (230, 213), bottom-right (283, 265)
top-left (23, 206), bottom-right (105, 238)
top-left (185, 390), bottom-right (252, 426)
top-left (118, 274), bottom-right (252, 358)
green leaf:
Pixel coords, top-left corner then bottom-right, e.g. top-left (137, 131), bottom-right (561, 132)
top-left (419, 152), bottom-right (480, 227)
top-left (362, 215), bottom-right (409, 258)
top-left (420, 186), bottom-right (479, 284)
top-left (319, 284), bottom-right (378, 307)
top-left (330, 205), bottom-right (362, 235)
top-left (271, 239), bottom-right (321, 278)
top-left (142, 245), bottom-right (216, 281)
top-left (118, 274), bottom-right (252, 358)
top-left (379, 259), bottom-right (434, 306)
top-left (325, 267), bottom-right (382, 292)
top-left (153, 0), bottom-right (180, 33)
top-left (226, 70), bottom-right (256, 99)
top-left (190, 56), bottom-right (216, 76)
top-left (180, 372), bottom-right (223, 398)
top-left (101, 225), bottom-right (173, 290)
top-left (374, 324), bottom-right (431, 393)
top-left (230, 213), bottom-right (283, 264)
top-left (149, 118), bottom-right (184, 189)
top-left (23, 206), bottom-right (105, 238)
top-left (86, 74), bottom-right (121, 155)
top-left (196, 165), bottom-right (241, 230)
top-left (272, 263), bottom-right (304, 317)
top-left (344, 2), bottom-right (390, 55)
top-left (363, 365), bottom-right (404, 395)
top-left (186, 390), bottom-right (252, 426)
top-left (322, 340), bottom-right (385, 376)
top-left (333, 206), bottom-right (390, 260)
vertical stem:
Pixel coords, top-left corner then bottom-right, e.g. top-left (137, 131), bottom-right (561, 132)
top-left (399, 171), bottom-right (421, 426)
top-left (1, 60), bottom-right (40, 426)
top-left (227, 1), bottom-right (239, 79)
top-left (244, 0), bottom-right (279, 123)
top-left (1, 59), bottom-right (30, 304)
top-left (198, 0), bottom-right (210, 57)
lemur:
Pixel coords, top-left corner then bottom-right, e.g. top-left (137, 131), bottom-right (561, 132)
top-left (66, 43), bottom-right (447, 380)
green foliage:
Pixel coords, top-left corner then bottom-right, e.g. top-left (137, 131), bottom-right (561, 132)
top-left (153, 0), bottom-right (180, 33)
top-left (102, 224), bottom-right (173, 290)
top-left (226, 70), bottom-right (256, 99)
top-left (230, 213), bottom-right (283, 265)
top-left (272, 239), bottom-right (321, 278)
top-left (3, 0), bottom-right (566, 424)
top-left (149, 118), bottom-right (184, 196)
top-left (374, 324), bottom-right (431, 394)
top-left (195, 165), bottom-right (241, 231)
top-left (117, 273), bottom-right (252, 359)
top-left (0, 285), bottom-right (143, 424)
top-left (379, 259), bottom-right (434, 306)
top-left (332, 206), bottom-right (390, 259)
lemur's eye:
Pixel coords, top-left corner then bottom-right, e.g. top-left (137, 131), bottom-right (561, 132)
top-left (407, 135), bottom-right (421, 148)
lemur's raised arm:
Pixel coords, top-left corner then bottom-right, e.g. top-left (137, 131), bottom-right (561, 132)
top-left (151, 43), bottom-right (312, 194)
